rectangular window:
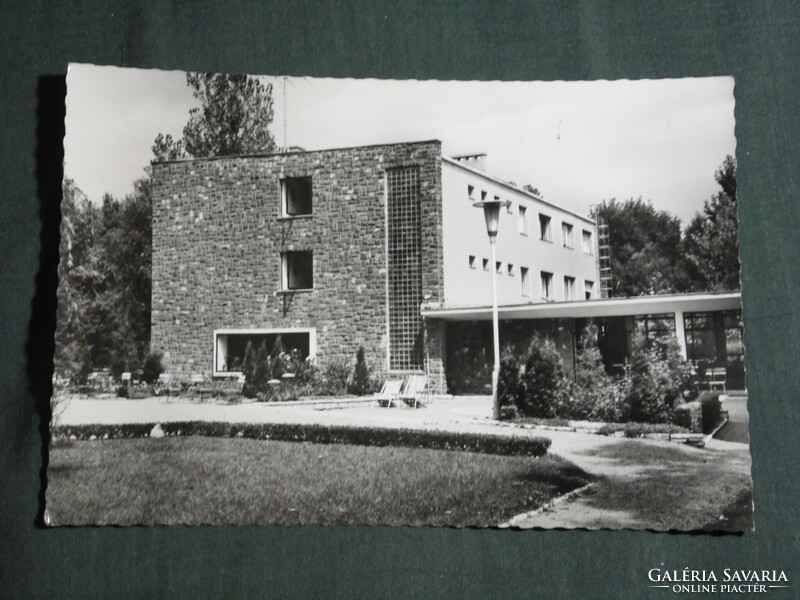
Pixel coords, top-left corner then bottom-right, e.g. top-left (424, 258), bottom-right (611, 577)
top-left (467, 185), bottom-right (475, 200)
top-left (507, 263), bottom-right (515, 276)
top-left (582, 230), bottom-right (593, 254)
top-left (480, 190), bottom-right (488, 201)
top-left (214, 330), bottom-right (313, 375)
top-left (541, 271), bottom-right (553, 300)
top-left (281, 176), bottom-right (312, 217)
top-left (518, 205), bottom-right (528, 234)
top-left (468, 255), bottom-right (476, 269)
top-left (281, 251), bottom-right (313, 290)
top-left (562, 222), bottom-right (574, 248)
top-left (482, 258), bottom-right (489, 271)
top-left (584, 280), bottom-right (594, 300)
top-left (496, 261), bottom-right (503, 274)
top-left (539, 214), bottom-right (552, 242)
top-left (563, 276), bottom-right (576, 300)
top-left (520, 267), bottom-right (530, 296)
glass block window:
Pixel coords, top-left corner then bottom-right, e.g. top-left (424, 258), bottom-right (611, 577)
top-left (387, 167), bottom-right (423, 370)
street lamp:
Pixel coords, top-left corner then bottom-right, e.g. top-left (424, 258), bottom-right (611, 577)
top-left (473, 195), bottom-right (511, 420)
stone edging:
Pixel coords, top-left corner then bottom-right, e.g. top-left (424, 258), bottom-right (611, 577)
top-left (499, 482), bottom-right (597, 528)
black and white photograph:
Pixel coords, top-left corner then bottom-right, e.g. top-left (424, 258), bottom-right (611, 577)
top-left (47, 64), bottom-right (750, 530)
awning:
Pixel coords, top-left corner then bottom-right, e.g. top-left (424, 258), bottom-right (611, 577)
top-left (421, 291), bottom-right (742, 321)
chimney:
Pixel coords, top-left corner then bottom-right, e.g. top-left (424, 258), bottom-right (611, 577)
top-left (451, 152), bottom-right (487, 172)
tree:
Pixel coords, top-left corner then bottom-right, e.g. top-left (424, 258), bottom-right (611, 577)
top-left (593, 198), bottom-right (694, 296)
top-left (683, 156), bottom-right (740, 291)
top-left (152, 72), bottom-right (277, 160)
top-left (350, 346), bottom-right (371, 396)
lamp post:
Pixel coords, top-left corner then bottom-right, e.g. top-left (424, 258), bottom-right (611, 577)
top-left (473, 196), bottom-right (511, 420)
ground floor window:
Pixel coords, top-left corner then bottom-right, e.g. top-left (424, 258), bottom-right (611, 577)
top-left (213, 329), bottom-right (315, 375)
top-left (634, 313), bottom-right (677, 351)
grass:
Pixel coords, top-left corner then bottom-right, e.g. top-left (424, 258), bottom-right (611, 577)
top-left (578, 440), bottom-right (753, 531)
top-left (46, 436), bottom-right (590, 527)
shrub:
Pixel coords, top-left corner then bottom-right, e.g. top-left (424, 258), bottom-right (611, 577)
top-left (350, 347), bottom-right (371, 396)
top-left (597, 422), bottom-right (691, 438)
top-left (621, 333), bottom-right (691, 423)
top-left (110, 357), bottom-right (126, 383)
top-left (519, 334), bottom-right (570, 418)
top-left (52, 421), bottom-right (552, 458)
top-left (497, 346), bottom-right (522, 409)
top-left (673, 401), bottom-right (702, 433)
top-left (141, 352), bottom-right (164, 384)
top-left (698, 391), bottom-right (722, 434)
top-left (499, 404), bottom-right (519, 421)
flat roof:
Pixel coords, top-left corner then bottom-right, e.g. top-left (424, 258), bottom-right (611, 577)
top-left (152, 139), bottom-right (442, 165)
top-left (442, 155), bottom-right (595, 226)
top-left (422, 291), bottom-right (742, 321)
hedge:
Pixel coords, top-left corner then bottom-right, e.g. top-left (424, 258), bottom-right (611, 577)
top-left (52, 421), bottom-right (552, 458)
top-left (597, 422), bottom-right (691, 438)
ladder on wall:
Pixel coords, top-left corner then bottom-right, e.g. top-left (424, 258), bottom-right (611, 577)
top-left (597, 218), bottom-right (612, 298)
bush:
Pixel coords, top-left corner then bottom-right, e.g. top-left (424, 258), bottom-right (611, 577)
top-left (141, 352), bottom-right (164, 384)
top-left (349, 347), bottom-right (371, 396)
top-left (620, 333), bottom-right (693, 424)
top-left (597, 422), bottom-right (691, 437)
top-left (698, 392), bottom-right (722, 434)
top-left (499, 404), bottom-right (519, 421)
top-left (519, 334), bottom-right (570, 418)
top-left (497, 346), bottom-right (522, 409)
top-left (52, 421), bottom-right (552, 458)
top-left (673, 401), bottom-right (702, 433)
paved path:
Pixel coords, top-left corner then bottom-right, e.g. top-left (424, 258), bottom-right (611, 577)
top-left (715, 395), bottom-right (750, 444)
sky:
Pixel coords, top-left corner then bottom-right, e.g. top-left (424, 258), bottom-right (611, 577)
top-left (64, 64), bottom-right (736, 223)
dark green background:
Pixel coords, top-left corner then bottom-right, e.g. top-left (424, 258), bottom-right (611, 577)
top-left (2, 1), bottom-right (798, 597)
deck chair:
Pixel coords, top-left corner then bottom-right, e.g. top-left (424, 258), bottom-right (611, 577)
top-left (397, 374), bottom-right (428, 408)
top-left (376, 379), bottom-right (403, 407)
top-left (707, 367), bottom-right (727, 393)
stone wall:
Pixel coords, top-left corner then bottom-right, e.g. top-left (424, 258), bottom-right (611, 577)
top-left (151, 141), bottom-right (443, 381)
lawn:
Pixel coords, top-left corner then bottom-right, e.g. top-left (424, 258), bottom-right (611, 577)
top-left (46, 436), bottom-right (591, 527)
top-left (577, 440), bottom-right (753, 531)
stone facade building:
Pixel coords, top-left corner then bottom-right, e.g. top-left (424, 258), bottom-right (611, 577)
top-left (151, 139), bottom-right (744, 393)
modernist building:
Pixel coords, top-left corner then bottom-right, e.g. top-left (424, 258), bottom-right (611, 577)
top-left (151, 140), bottom-right (744, 393)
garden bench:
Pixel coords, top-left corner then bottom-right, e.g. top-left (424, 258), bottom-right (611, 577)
top-left (189, 373), bottom-right (215, 402)
top-left (705, 367), bottom-right (727, 393)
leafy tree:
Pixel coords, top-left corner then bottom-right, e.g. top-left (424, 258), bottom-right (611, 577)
top-left (593, 198), bottom-right (694, 296)
top-left (683, 156), bottom-right (740, 291)
top-left (152, 72), bottom-right (277, 160)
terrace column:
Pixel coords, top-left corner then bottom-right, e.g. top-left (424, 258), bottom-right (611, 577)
top-left (674, 310), bottom-right (688, 360)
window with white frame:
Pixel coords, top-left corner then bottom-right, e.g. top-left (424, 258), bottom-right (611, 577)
top-left (467, 184), bottom-right (475, 200)
top-left (468, 255), bottom-right (476, 269)
top-left (563, 276), bottom-right (576, 300)
top-left (521, 267), bottom-right (530, 296)
top-left (482, 258), bottom-right (489, 271)
top-left (584, 280), bottom-right (594, 300)
top-left (539, 214), bottom-right (552, 242)
top-left (281, 251), bottom-right (313, 290)
top-left (582, 230), bottom-right (593, 254)
top-left (518, 205), bottom-right (528, 234)
top-left (496, 261), bottom-right (503, 274)
top-left (541, 271), bottom-right (553, 300)
top-left (507, 263), bottom-right (515, 276)
top-left (280, 176), bottom-right (312, 217)
top-left (562, 222), bottom-right (574, 248)
top-left (214, 329), bottom-right (314, 375)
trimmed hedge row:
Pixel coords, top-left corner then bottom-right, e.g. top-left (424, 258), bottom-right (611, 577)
top-left (673, 392), bottom-right (722, 434)
top-left (597, 422), bottom-right (691, 438)
top-left (52, 421), bottom-right (552, 458)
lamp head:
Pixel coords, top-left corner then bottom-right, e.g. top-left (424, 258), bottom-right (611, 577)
top-left (473, 196), bottom-right (511, 239)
